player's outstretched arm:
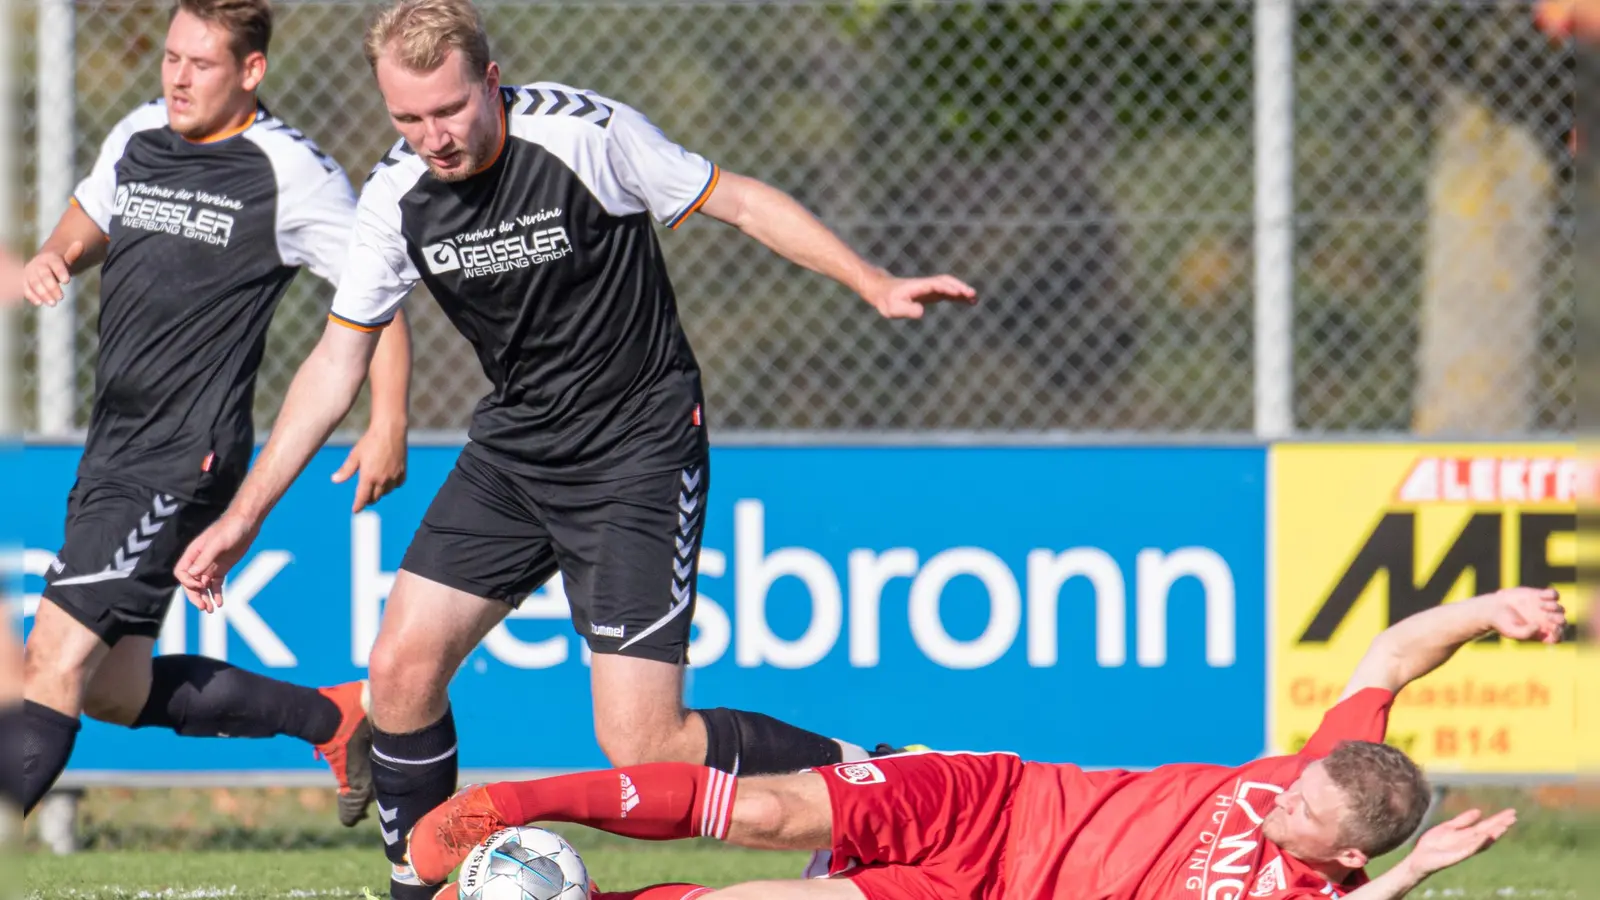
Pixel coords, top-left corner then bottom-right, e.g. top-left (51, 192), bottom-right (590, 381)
top-left (1338, 587), bottom-right (1567, 701)
top-left (1332, 808), bottom-right (1516, 900)
top-left (22, 203), bottom-right (108, 308)
top-left (176, 321), bottom-right (381, 610)
top-left (332, 307), bottom-right (413, 513)
top-left (696, 171), bottom-right (977, 320)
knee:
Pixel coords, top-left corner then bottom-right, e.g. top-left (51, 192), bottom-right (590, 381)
top-left (366, 634), bottom-right (450, 724)
top-left (368, 633), bottom-right (431, 695)
top-left (22, 633), bottom-right (86, 686)
top-left (729, 783), bottom-right (790, 842)
top-left (81, 680), bottom-right (143, 726)
top-left (726, 774), bottom-right (833, 851)
top-left (595, 716), bottom-right (693, 767)
top-left (593, 702), bottom-right (705, 767)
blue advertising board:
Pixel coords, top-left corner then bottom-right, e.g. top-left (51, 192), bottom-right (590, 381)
top-left (11, 444), bottom-right (1267, 775)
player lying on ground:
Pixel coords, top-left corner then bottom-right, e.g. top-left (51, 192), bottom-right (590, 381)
top-left (412, 586), bottom-right (1566, 900)
top-left (12, 0), bottom-right (411, 823)
top-left (174, 1), bottom-right (971, 896)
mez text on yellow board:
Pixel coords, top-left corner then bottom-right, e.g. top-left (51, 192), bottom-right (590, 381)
top-left (1272, 444), bottom-right (1587, 775)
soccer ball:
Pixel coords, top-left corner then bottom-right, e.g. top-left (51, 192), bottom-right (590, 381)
top-left (455, 826), bottom-right (591, 900)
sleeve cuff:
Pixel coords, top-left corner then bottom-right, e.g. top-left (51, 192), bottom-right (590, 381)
top-left (667, 164), bottom-right (720, 230)
top-left (328, 311), bottom-right (393, 333)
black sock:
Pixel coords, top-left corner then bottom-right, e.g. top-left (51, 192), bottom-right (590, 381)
top-left (132, 655), bottom-right (341, 745)
top-left (1, 702), bottom-right (22, 808)
top-left (696, 707), bottom-right (843, 776)
top-left (21, 700), bottom-right (80, 814)
top-left (371, 708), bottom-right (458, 897)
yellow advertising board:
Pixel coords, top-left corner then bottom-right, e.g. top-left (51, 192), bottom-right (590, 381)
top-left (1271, 443), bottom-right (1586, 775)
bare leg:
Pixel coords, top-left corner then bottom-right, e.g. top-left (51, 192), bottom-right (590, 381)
top-left (79, 635), bottom-right (155, 725)
top-left (724, 771), bottom-right (835, 851)
top-left (589, 652), bottom-right (860, 776)
top-left (22, 599), bottom-right (109, 717)
top-left (365, 571), bottom-right (509, 894)
top-left (366, 572), bottom-right (509, 734)
top-left (589, 653), bottom-right (706, 765)
top-left (19, 600), bottom-right (111, 811)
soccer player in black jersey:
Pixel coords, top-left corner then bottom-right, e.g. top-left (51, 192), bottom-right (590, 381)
top-left (175, 1), bottom-right (975, 894)
top-left (11, 0), bottom-right (412, 825)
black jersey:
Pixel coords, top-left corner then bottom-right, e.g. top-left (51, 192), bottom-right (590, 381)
top-left (330, 83), bottom-right (718, 481)
top-left (72, 99), bottom-right (357, 501)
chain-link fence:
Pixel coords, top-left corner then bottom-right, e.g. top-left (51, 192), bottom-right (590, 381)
top-left (5, 0), bottom-right (1576, 438)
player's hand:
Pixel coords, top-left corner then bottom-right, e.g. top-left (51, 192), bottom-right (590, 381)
top-left (1487, 586), bottom-right (1567, 644)
top-left (860, 270), bottom-right (977, 320)
top-left (1402, 808), bottom-right (1516, 879)
top-left (175, 512), bottom-right (261, 612)
top-left (1536, 0), bottom-right (1600, 40)
top-left (331, 421), bottom-right (408, 513)
top-left (22, 241), bottom-right (84, 307)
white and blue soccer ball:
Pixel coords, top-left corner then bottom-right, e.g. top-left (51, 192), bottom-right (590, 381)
top-left (455, 826), bottom-right (591, 900)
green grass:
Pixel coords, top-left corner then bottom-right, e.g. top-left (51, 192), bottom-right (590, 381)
top-left (16, 838), bottom-right (804, 898)
top-left (11, 787), bottom-right (1598, 899)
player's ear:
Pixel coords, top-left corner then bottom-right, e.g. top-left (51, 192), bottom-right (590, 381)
top-left (239, 50), bottom-right (267, 92)
top-left (484, 60), bottom-right (500, 94)
top-left (1334, 847), bottom-right (1368, 870)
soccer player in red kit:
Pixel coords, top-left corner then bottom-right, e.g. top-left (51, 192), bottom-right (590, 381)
top-left (412, 586), bottom-right (1565, 900)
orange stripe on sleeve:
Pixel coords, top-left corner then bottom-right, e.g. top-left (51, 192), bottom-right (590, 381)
top-left (328, 313), bottom-right (390, 333)
top-left (669, 165), bottom-right (721, 230)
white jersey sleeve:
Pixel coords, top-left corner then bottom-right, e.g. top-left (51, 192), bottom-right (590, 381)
top-left (603, 102), bottom-right (719, 229)
top-left (506, 84), bottom-right (718, 228)
top-left (327, 148), bottom-right (423, 331)
top-left (72, 100), bottom-right (169, 232)
top-left (244, 120), bottom-right (358, 287)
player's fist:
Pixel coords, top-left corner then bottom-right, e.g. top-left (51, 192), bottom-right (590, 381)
top-left (1487, 586), bottom-right (1566, 644)
top-left (22, 241), bottom-right (84, 307)
top-left (860, 269), bottom-right (977, 320)
top-left (175, 512), bottom-right (261, 612)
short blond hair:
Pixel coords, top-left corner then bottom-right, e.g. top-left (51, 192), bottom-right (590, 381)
top-left (363, 0), bottom-right (491, 76)
top-left (1322, 741), bottom-right (1431, 858)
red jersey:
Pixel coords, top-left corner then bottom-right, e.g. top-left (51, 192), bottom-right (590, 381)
top-left (1002, 688), bottom-right (1394, 900)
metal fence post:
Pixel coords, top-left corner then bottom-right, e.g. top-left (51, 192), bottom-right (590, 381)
top-left (1253, 0), bottom-right (1295, 439)
top-left (0, 0), bottom-right (18, 437)
top-left (35, 0), bottom-right (77, 437)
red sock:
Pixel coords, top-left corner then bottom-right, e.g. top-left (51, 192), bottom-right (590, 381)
top-left (595, 885), bottom-right (714, 900)
top-left (486, 763), bottom-right (737, 841)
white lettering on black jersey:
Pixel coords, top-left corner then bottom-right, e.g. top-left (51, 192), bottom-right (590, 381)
top-left (332, 83), bottom-right (717, 480)
top-left (73, 99), bottom-right (357, 500)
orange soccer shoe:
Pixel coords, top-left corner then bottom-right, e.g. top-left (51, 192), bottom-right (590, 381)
top-left (313, 680), bottom-right (375, 827)
top-left (406, 783), bottom-right (514, 885)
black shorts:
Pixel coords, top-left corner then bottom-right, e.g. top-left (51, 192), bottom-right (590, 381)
top-left (42, 479), bottom-right (224, 644)
top-left (400, 445), bottom-right (709, 665)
